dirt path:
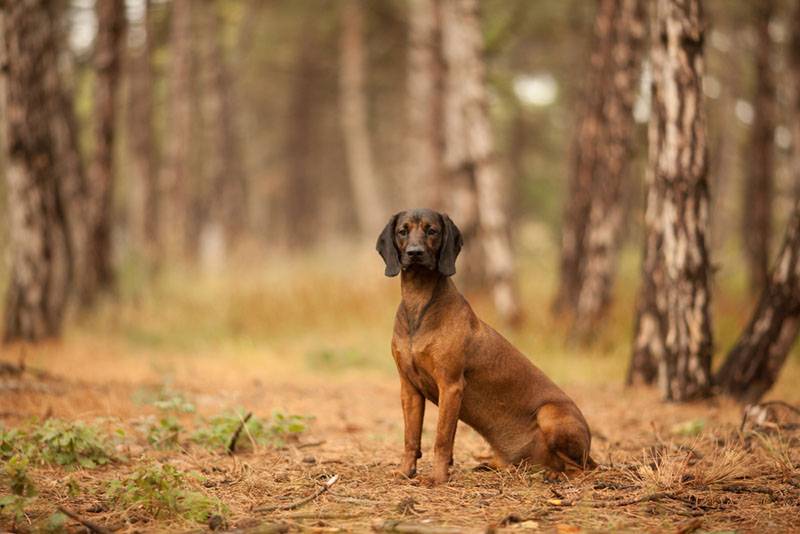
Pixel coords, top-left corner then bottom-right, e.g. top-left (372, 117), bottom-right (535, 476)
top-left (2, 347), bottom-right (799, 533)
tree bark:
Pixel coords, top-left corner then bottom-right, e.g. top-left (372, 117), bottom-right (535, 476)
top-left (716, 204), bottom-right (800, 404)
top-left (161, 0), bottom-right (193, 257)
top-left (440, 0), bottom-right (520, 323)
top-left (197, 0), bottom-right (248, 267)
top-left (83, 0), bottom-right (126, 304)
top-left (793, 0), bottom-right (800, 202)
top-left (743, 0), bottom-right (775, 296)
top-left (628, 0), bottom-right (713, 402)
top-left (1, 0), bottom-right (72, 342)
top-left (406, 0), bottom-right (445, 209)
top-left (339, 0), bottom-right (385, 236)
top-left (560, 0), bottom-right (646, 341)
top-left (126, 0), bottom-right (160, 265)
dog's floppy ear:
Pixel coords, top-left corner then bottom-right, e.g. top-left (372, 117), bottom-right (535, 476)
top-left (376, 212), bottom-right (402, 277)
top-left (438, 213), bottom-right (462, 277)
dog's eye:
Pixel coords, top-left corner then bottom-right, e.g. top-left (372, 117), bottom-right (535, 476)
top-left (397, 228), bottom-right (408, 237)
top-left (427, 227), bottom-right (439, 236)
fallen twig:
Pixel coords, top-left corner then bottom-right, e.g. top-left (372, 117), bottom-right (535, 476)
top-left (720, 484), bottom-right (777, 498)
top-left (57, 506), bottom-right (111, 534)
top-left (296, 439), bottom-right (326, 449)
top-left (371, 519), bottom-right (466, 533)
top-left (254, 474), bottom-right (339, 512)
top-left (228, 412), bottom-right (253, 455)
top-left (590, 491), bottom-right (677, 507)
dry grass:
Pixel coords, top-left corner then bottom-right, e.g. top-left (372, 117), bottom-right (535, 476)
top-left (1, 246), bottom-right (800, 532)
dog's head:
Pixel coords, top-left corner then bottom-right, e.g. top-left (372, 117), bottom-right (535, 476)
top-left (376, 209), bottom-right (462, 277)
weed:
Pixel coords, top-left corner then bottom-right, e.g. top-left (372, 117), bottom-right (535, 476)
top-left (107, 462), bottom-right (226, 523)
top-left (139, 415), bottom-right (184, 449)
top-left (0, 455), bottom-right (36, 523)
top-left (132, 387), bottom-right (196, 414)
top-left (0, 419), bottom-right (116, 469)
top-left (191, 409), bottom-right (309, 451)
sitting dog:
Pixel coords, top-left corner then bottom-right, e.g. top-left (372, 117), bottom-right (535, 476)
top-left (376, 208), bottom-right (596, 485)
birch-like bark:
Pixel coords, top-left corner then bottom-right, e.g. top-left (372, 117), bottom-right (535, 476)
top-left (2, 0), bottom-right (72, 342)
top-left (339, 0), bottom-right (385, 236)
top-left (629, 0), bottom-right (713, 401)
top-left (716, 205), bottom-right (800, 403)
top-left (440, 0), bottom-right (520, 323)
top-left (568, 0), bottom-right (646, 340)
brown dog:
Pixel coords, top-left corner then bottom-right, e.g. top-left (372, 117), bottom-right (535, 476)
top-left (376, 208), bottom-right (595, 485)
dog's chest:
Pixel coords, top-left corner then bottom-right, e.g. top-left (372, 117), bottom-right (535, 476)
top-left (392, 334), bottom-right (440, 402)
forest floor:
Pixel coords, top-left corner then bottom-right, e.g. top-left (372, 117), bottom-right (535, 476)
top-left (1, 246), bottom-right (799, 532)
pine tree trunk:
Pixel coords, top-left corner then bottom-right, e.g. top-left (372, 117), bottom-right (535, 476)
top-left (83, 0), bottom-right (125, 304)
top-left (793, 1), bottom-right (800, 201)
top-left (2, 0), bottom-right (72, 342)
top-left (715, 204), bottom-right (800, 403)
top-left (440, 0), bottom-right (520, 323)
top-left (406, 0), bottom-right (445, 209)
top-left (339, 0), bottom-right (385, 236)
top-left (126, 0), bottom-right (159, 264)
top-left (628, 0), bottom-right (713, 401)
top-left (567, 0), bottom-right (646, 341)
top-left (198, 1), bottom-right (247, 267)
top-left (161, 0), bottom-right (193, 257)
top-left (743, 0), bottom-right (775, 296)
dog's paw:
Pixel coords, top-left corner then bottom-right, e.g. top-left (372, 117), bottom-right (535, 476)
top-left (419, 475), bottom-right (447, 487)
top-left (393, 466), bottom-right (417, 480)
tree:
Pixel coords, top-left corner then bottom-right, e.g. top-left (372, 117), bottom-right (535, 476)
top-left (742, 0), bottom-right (775, 295)
top-left (715, 0), bottom-right (800, 404)
top-left (440, 0), bottom-right (520, 323)
top-left (198, 0), bottom-right (248, 264)
top-left (339, 0), bottom-right (386, 236)
top-left (716, 204), bottom-right (800, 404)
top-left (628, 0), bottom-right (713, 401)
top-left (554, 0), bottom-right (646, 341)
top-left (406, 0), bottom-right (444, 209)
top-left (161, 0), bottom-right (193, 257)
top-left (126, 0), bottom-right (160, 265)
top-left (1, 0), bottom-right (73, 342)
top-left (83, 0), bottom-right (126, 303)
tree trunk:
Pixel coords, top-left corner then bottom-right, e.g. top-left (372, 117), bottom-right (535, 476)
top-left (339, 0), bottom-right (385, 236)
top-left (628, 0), bottom-right (713, 401)
top-left (560, 0), bottom-right (646, 341)
top-left (161, 0), bottom-right (193, 257)
top-left (126, 0), bottom-right (160, 265)
top-left (440, 0), bottom-right (520, 323)
top-left (406, 0), bottom-right (445, 209)
top-left (715, 204), bottom-right (800, 404)
top-left (197, 0), bottom-right (248, 268)
top-left (83, 0), bottom-right (126, 304)
top-left (793, 0), bottom-right (800, 202)
top-left (1, 0), bottom-right (72, 342)
top-left (743, 0), bottom-right (775, 296)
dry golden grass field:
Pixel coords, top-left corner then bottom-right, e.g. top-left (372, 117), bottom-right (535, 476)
top-left (1, 245), bottom-right (799, 533)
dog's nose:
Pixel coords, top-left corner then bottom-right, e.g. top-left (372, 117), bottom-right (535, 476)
top-left (406, 245), bottom-right (424, 257)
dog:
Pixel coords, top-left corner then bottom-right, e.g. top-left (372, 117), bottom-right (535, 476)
top-left (376, 208), bottom-right (596, 485)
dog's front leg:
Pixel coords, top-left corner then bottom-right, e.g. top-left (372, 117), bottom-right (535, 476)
top-left (431, 378), bottom-right (464, 485)
top-left (398, 374), bottom-right (425, 478)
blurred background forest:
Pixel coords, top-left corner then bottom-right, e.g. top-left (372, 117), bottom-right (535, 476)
top-left (1, 0), bottom-right (800, 403)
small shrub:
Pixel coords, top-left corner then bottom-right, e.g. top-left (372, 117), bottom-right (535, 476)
top-left (0, 455), bottom-right (36, 523)
top-left (132, 387), bottom-right (196, 414)
top-left (191, 409), bottom-right (309, 451)
top-left (0, 419), bottom-right (116, 469)
top-left (139, 415), bottom-right (184, 449)
top-left (107, 463), bottom-right (226, 523)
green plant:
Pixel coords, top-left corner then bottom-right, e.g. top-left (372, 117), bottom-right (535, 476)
top-left (0, 419), bottom-right (116, 468)
top-left (132, 387), bottom-right (196, 414)
top-left (0, 455), bottom-right (36, 523)
top-left (191, 409), bottom-right (309, 451)
top-left (140, 415), bottom-right (184, 449)
top-left (107, 463), bottom-right (226, 523)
